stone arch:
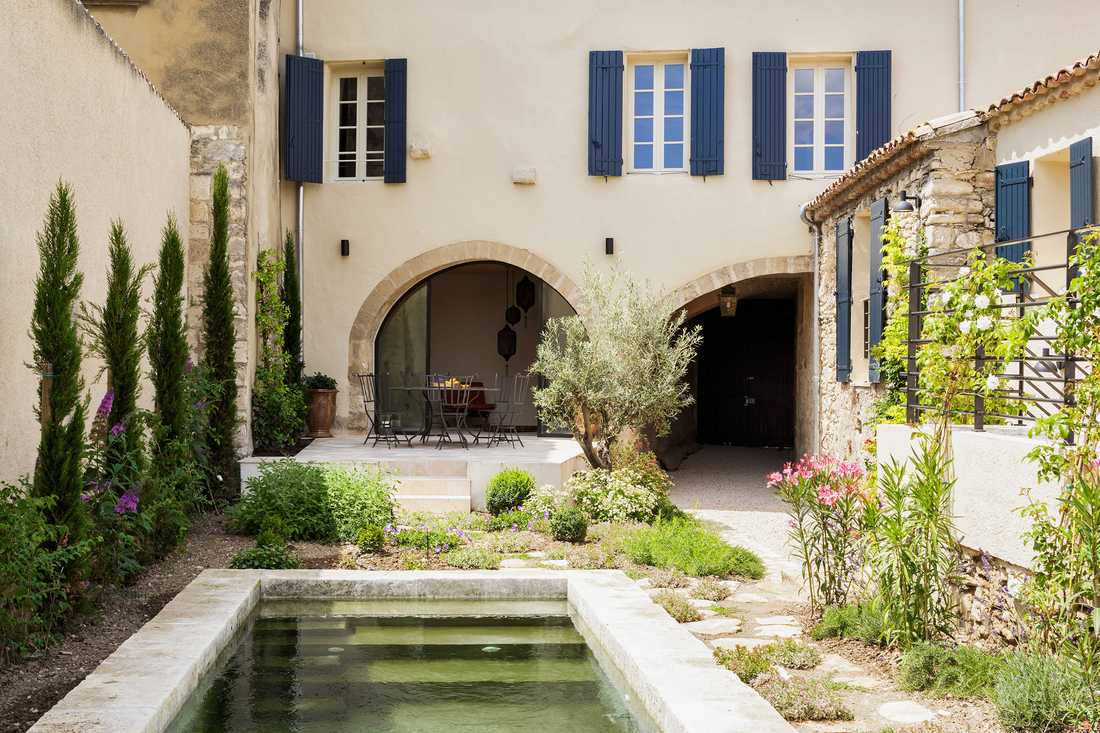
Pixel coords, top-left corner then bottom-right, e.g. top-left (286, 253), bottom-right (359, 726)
top-left (345, 240), bottom-right (582, 429)
top-left (668, 255), bottom-right (813, 319)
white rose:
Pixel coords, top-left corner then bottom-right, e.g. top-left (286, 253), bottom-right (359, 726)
top-left (977, 315), bottom-right (994, 331)
top-left (959, 320), bottom-right (972, 334)
top-left (986, 374), bottom-right (1000, 391)
top-left (974, 294), bottom-right (991, 309)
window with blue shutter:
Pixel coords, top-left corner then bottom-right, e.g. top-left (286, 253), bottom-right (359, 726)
top-left (383, 58), bottom-right (407, 183)
top-left (868, 198), bottom-right (888, 383)
top-left (690, 48), bottom-right (724, 177)
top-left (836, 217), bottom-right (853, 383)
top-left (855, 51), bottom-right (891, 161)
top-left (285, 54), bottom-right (324, 183)
top-left (1070, 137), bottom-right (1094, 231)
top-left (752, 52), bottom-right (786, 180)
top-left (995, 161), bottom-right (1031, 263)
top-left (589, 51), bottom-right (624, 177)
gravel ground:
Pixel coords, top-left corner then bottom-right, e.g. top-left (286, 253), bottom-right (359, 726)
top-left (669, 445), bottom-right (792, 512)
top-left (0, 513), bottom-right (340, 733)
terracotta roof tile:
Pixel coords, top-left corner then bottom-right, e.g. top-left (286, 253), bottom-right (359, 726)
top-left (983, 51), bottom-right (1100, 121)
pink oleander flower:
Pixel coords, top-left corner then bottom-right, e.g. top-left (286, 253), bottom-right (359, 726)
top-left (96, 391), bottom-right (114, 417)
top-left (766, 471), bottom-right (784, 487)
top-left (113, 490), bottom-right (139, 514)
top-left (817, 485), bottom-right (840, 507)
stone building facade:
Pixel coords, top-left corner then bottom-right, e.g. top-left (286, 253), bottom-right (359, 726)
top-left (804, 112), bottom-right (997, 459)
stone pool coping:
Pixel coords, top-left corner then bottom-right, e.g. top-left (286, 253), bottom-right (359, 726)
top-left (29, 569), bottom-right (794, 733)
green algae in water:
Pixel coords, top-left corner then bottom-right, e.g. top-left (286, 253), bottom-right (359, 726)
top-left (167, 601), bottom-right (650, 733)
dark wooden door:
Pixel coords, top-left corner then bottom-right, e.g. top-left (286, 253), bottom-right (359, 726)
top-left (695, 299), bottom-right (796, 447)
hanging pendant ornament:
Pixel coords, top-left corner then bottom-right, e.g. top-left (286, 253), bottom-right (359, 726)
top-left (497, 324), bottom-right (517, 362)
top-left (505, 305), bottom-right (521, 325)
top-left (515, 275), bottom-right (536, 326)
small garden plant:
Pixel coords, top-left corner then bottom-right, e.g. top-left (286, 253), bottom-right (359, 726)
top-left (485, 468), bottom-right (535, 515)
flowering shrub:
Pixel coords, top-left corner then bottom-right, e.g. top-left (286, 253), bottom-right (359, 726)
top-left (769, 454), bottom-right (868, 611)
top-left (524, 483), bottom-right (571, 519)
top-left (916, 249), bottom-right (1036, 445)
top-left (1023, 232), bottom-right (1100, 719)
top-left (568, 467), bottom-right (664, 524)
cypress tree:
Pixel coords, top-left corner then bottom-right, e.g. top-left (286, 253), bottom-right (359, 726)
top-left (148, 215), bottom-right (188, 451)
top-left (282, 231), bottom-right (303, 387)
top-left (30, 181), bottom-right (89, 543)
top-left (83, 221), bottom-right (148, 460)
top-left (202, 166), bottom-right (239, 496)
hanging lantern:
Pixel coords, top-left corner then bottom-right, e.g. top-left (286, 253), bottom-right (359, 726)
top-left (515, 275), bottom-right (536, 313)
top-left (719, 285), bottom-right (738, 317)
top-left (505, 305), bottom-right (521, 325)
top-left (497, 324), bottom-right (517, 361)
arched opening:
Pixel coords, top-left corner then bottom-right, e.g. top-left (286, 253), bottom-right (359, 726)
top-left (660, 258), bottom-right (814, 481)
top-left (373, 261), bottom-right (576, 435)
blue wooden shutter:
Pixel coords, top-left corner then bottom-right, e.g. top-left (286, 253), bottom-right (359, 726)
top-left (284, 54), bottom-right (324, 183)
top-left (588, 51), bottom-right (623, 177)
top-left (752, 52), bottom-right (786, 180)
top-left (836, 217), bottom-right (853, 383)
top-left (868, 198), bottom-right (888, 383)
top-left (690, 48), bottom-right (724, 177)
top-left (995, 161), bottom-right (1031, 262)
top-left (855, 51), bottom-right (891, 161)
top-left (383, 58), bottom-right (407, 183)
top-left (1070, 137), bottom-right (1094, 229)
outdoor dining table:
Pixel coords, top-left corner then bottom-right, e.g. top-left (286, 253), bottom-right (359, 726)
top-left (389, 383), bottom-right (501, 447)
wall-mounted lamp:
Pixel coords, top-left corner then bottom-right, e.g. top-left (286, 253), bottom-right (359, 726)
top-left (891, 191), bottom-right (922, 213)
top-left (719, 285), bottom-right (738, 317)
top-left (340, 239), bottom-right (350, 257)
top-left (605, 237), bottom-right (614, 255)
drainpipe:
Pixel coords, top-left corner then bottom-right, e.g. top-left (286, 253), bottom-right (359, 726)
top-left (958, 0), bottom-right (966, 111)
top-left (800, 202), bottom-right (822, 453)
top-left (296, 0), bottom-right (305, 359)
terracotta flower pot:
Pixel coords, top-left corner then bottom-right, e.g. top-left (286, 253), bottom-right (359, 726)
top-left (306, 388), bottom-right (337, 438)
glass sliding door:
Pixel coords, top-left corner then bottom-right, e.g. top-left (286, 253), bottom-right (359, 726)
top-left (374, 282), bottom-right (429, 434)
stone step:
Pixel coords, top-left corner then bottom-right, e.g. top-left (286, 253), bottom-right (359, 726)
top-left (394, 477), bottom-right (471, 497)
top-left (347, 457), bottom-right (469, 478)
top-left (394, 494), bottom-right (471, 514)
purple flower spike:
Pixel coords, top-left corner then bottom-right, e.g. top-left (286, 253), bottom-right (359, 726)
top-left (110, 422), bottom-right (125, 438)
top-left (97, 391), bottom-right (115, 417)
top-left (113, 490), bottom-right (139, 514)
top-left (185, 356), bottom-right (194, 372)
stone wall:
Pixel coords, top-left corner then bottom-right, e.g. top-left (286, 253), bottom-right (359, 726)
top-left (189, 125), bottom-right (253, 452)
top-left (955, 547), bottom-right (1030, 647)
top-left (815, 122), bottom-right (997, 459)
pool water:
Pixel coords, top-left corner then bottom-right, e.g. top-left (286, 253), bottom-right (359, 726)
top-left (166, 600), bottom-right (651, 733)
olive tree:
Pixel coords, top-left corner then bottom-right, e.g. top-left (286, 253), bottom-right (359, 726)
top-left (531, 266), bottom-right (700, 469)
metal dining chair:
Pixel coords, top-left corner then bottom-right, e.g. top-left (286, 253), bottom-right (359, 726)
top-left (434, 375), bottom-right (475, 449)
top-left (486, 373), bottom-right (532, 448)
top-left (356, 372), bottom-right (402, 448)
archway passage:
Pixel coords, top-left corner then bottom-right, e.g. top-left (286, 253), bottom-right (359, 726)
top-left (374, 261), bottom-right (576, 434)
top-left (661, 271), bottom-right (812, 481)
top-left (695, 298), bottom-right (796, 447)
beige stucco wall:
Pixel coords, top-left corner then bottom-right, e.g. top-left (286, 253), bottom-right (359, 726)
top-left (279, 0), bottom-right (982, 427)
top-left (964, 1), bottom-right (1100, 111)
top-left (86, 0), bottom-right (251, 125)
top-left (0, 0), bottom-right (191, 483)
top-left (878, 424), bottom-right (1060, 568)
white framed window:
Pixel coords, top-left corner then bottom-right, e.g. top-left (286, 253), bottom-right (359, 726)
top-left (627, 57), bottom-right (688, 173)
top-left (790, 63), bottom-right (850, 174)
top-left (333, 72), bottom-right (385, 181)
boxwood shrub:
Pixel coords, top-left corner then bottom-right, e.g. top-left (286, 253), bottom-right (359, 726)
top-left (486, 468), bottom-right (536, 515)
